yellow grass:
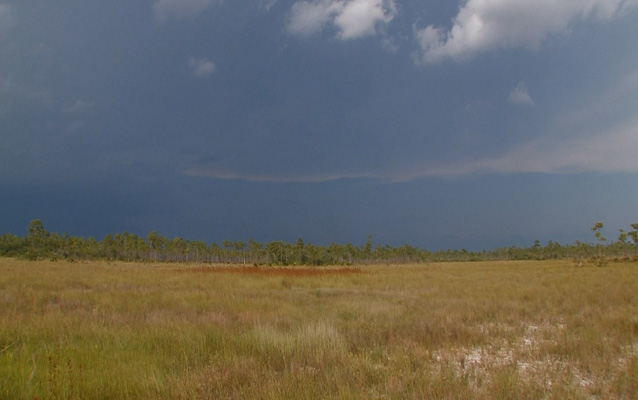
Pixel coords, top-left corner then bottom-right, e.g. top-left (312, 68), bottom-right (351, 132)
top-left (1, 258), bottom-right (637, 399)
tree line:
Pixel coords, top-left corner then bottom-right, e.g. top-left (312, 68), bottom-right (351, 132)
top-left (1, 220), bottom-right (637, 265)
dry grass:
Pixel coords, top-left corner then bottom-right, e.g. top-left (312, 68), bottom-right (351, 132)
top-left (180, 265), bottom-right (361, 276)
top-left (1, 258), bottom-right (637, 399)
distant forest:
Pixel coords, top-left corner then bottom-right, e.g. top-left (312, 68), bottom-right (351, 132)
top-left (1, 220), bottom-right (637, 265)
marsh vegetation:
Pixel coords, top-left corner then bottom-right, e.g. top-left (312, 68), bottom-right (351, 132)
top-left (1, 259), bottom-right (637, 399)
top-left (2, 220), bottom-right (637, 265)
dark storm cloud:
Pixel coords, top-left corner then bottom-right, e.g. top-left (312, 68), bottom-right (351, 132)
top-left (1, 0), bottom-right (637, 249)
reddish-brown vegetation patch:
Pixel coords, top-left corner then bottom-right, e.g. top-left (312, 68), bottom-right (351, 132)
top-left (178, 265), bottom-right (361, 277)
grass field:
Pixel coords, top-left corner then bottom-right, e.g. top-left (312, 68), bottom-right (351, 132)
top-left (1, 258), bottom-right (637, 399)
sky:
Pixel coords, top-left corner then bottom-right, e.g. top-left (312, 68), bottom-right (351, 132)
top-left (1, 0), bottom-right (638, 251)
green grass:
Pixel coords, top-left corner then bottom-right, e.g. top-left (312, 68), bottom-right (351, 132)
top-left (1, 259), bottom-right (637, 399)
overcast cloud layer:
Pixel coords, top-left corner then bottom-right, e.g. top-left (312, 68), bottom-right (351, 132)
top-left (1, 0), bottom-right (637, 250)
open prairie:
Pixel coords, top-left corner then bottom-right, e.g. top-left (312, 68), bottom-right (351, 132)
top-left (1, 258), bottom-right (637, 399)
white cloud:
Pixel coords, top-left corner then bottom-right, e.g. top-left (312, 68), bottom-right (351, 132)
top-left (415, 0), bottom-right (638, 64)
top-left (153, 0), bottom-right (217, 23)
top-left (508, 81), bottom-right (534, 106)
top-left (393, 119), bottom-right (638, 181)
top-left (182, 117), bottom-right (638, 182)
top-left (188, 57), bottom-right (216, 77)
top-left (287, 0), bottom-right (396, 40)
top-left (287, 0), bottom-right (339, 37)
top-left (334, 0), bottom-right (396, 39)
top-left (480, 122), bottom-right (638, 174)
